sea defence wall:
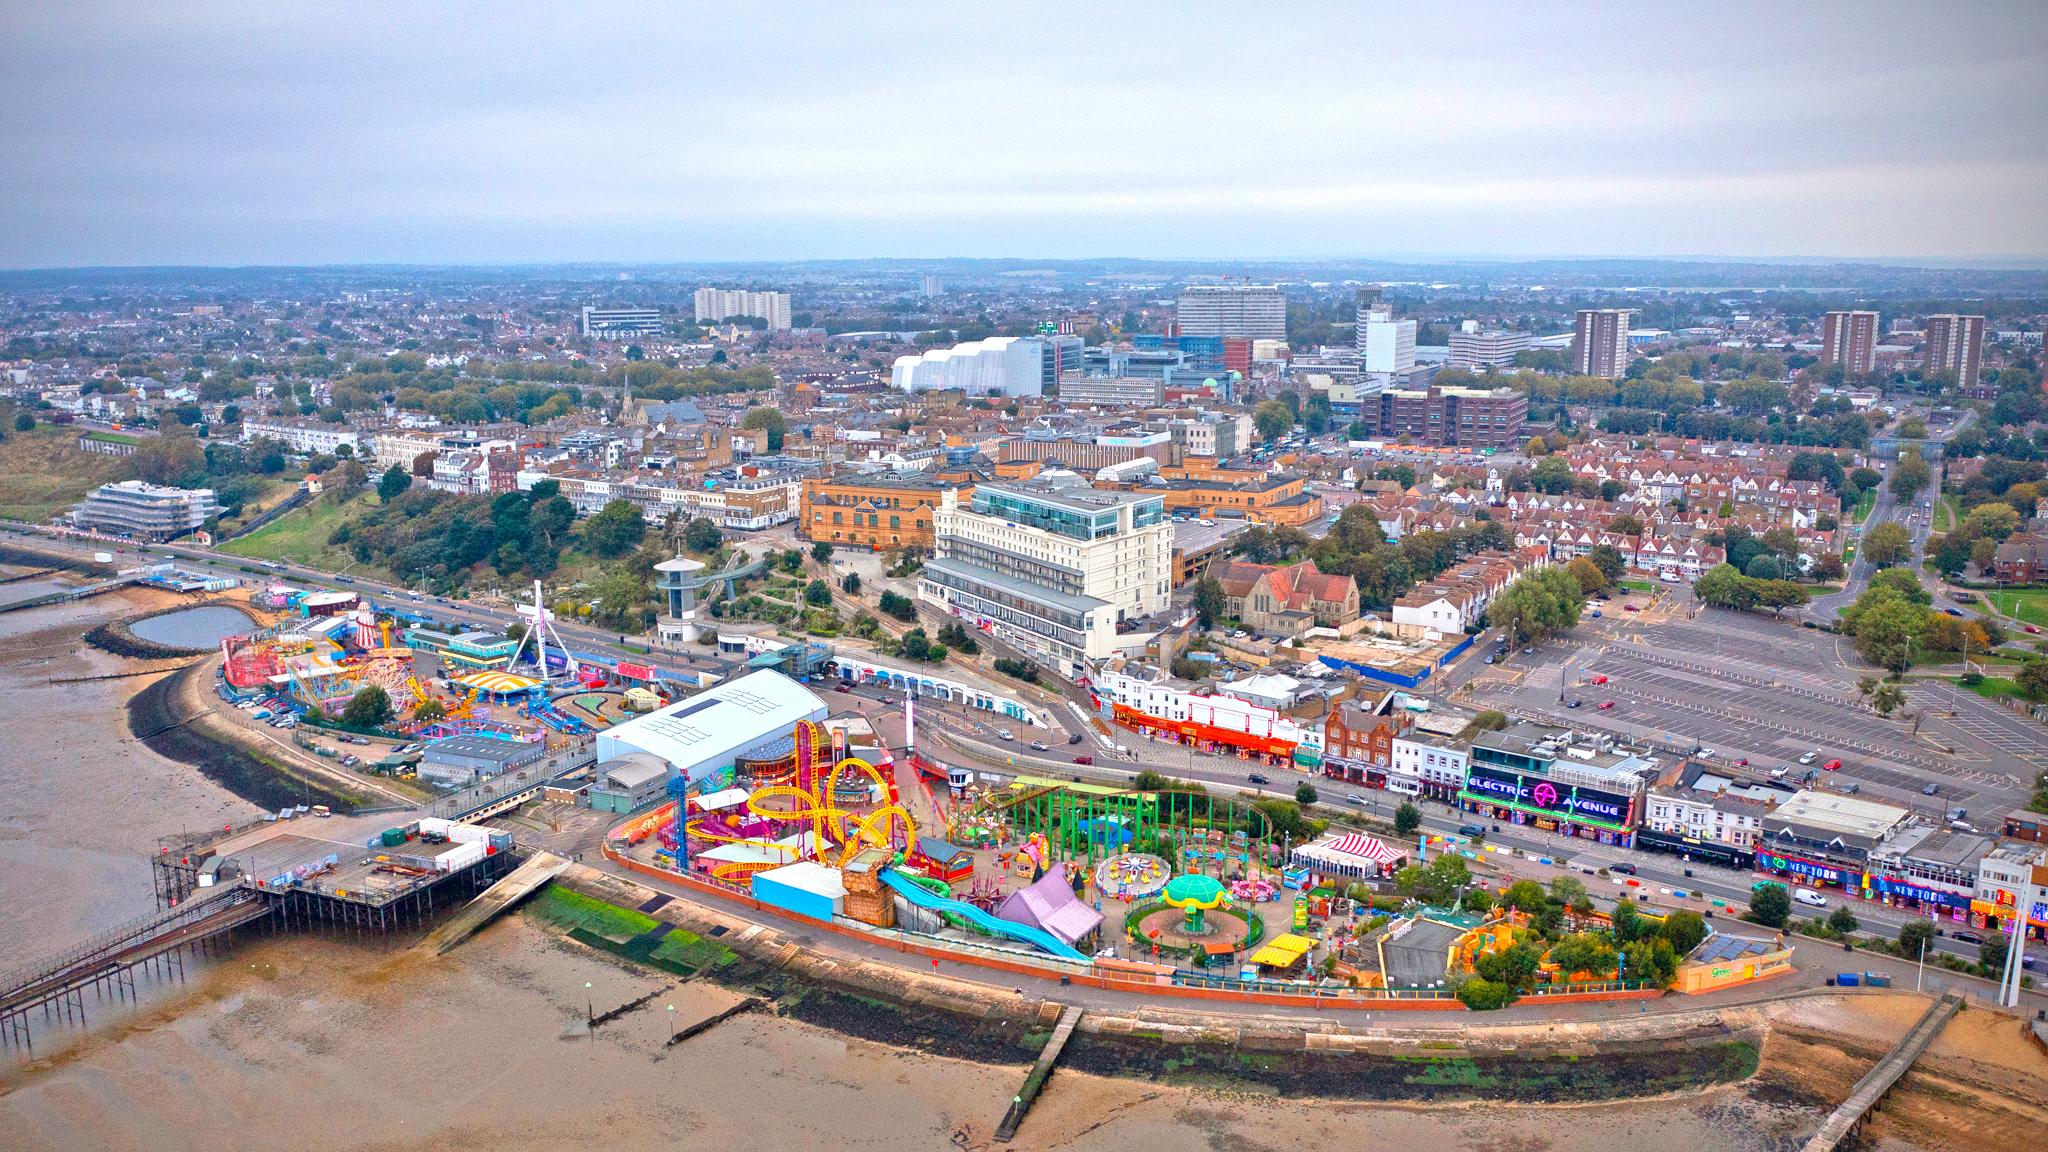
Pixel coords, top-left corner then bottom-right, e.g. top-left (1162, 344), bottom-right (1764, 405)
top-left (554, 862), bottom-right (1771, 1079)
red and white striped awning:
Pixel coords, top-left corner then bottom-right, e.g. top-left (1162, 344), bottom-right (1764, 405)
top-left (1322, 833), bottom-right (1402, 864)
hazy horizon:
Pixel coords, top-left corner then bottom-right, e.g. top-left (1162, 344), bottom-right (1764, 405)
top-left (4, 2), bottom-right (2045, 268)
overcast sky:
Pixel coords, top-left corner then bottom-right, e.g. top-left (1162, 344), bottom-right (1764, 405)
top-left (3, 2), bottom-right (2045, 267)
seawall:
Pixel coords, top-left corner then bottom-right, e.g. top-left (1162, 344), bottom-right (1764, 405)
top-left (548, 863), bottom-right (1773, 1103)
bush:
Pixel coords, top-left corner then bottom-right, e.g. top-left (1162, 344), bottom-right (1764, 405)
top-left (1456, 977), bottom-right (1518, 1010)
top-left (1294, 781), bottom-right (1319, 806)
top-left (878, 590), bottom-right (917, 621)
top-left (1826, 906), bottom-right (1860, 935)
top-left (993, 657), bottom-right (1038, 683)
top-left (1393, 802), bottom-right (1421, 836)
top-left (1747, 881), bottom-right (1791, 928)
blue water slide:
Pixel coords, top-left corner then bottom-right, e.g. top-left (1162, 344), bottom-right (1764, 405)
top-left (877, 868), bottom-right (1089, 963)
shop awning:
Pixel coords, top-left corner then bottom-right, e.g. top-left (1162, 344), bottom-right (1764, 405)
top-left (1248, 932), bottom-right (1317, 968)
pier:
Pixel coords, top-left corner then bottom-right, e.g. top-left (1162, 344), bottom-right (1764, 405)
top-left (994, 1003), bottom-right (1084, 1143)
top-left (1800, 992), bottom-right (1964, 1152)
top-left (417, 850), bottom-right (571, 955)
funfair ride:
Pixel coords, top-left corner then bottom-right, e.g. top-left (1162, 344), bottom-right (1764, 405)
top-left (507, 579), bottom-right (578, 683)
top-left (683, 720), bottom-right (918, 882)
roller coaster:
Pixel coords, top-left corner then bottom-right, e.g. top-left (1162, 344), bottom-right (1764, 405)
top-left (681, 719), bottom-right (919, 881)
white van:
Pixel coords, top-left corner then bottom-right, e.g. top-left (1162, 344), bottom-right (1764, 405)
top-left (1794, 888), bottom-right (1828, 908)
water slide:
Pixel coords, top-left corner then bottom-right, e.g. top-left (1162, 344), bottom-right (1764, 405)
top-left (877, 868), bottom-right (1089, 963)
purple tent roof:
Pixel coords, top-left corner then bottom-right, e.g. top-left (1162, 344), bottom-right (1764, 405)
top-left (996, 869), bottom-right (1104, 946)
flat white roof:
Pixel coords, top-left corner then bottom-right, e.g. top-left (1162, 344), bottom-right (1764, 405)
top-left (1769, 790), bottom-right (1910, 840)
top-left (754, 860), bottom-right (847, 899)
top-left (597, 669), bottom-right (826, 780)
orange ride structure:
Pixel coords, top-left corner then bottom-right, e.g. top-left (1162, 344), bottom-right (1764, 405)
top-left (681, 719), bottom-right (918, 883)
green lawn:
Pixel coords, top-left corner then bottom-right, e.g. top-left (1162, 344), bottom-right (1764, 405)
top-left (217, 492), bottom-right (381, 573)
top-left (1986, 588), bottom-right (2048, 629)
top-left (1963, 675), bottom-right (2022, 701)
top-left (1850, 489), bottom-right (1877, 525)
top-left (1934, 494), bottom-right (1960, 534)
top-left (1619, 578), bottom-right (1658, 593)
top-left (0, 428), bottom-right (129, 522)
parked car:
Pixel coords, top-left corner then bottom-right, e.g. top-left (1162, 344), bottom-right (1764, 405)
top-left (1589, 609), bottom-right (1602, 618)
top-left (1921, 782), bottom-right (1940, 796)
top-left (1590, 675), bottom-right (1608, 685)
top-left (1798, 752), bottom-right (1818, 765)
top-left (1598, 700), bottom-right (1616, 710)
top-left (1566, 699), bottom-right (1583, 708)
top-left (1823, 759), bottom-right (1842, 770)
top-left (1068, 733), bottom-right (1083, 744)
top-left (1458, 823), bottom-right (1487, 838)
top-left (1623, 604), bottom-right (1640, 612)
top-left (834, 684), bottom-right (851, 693)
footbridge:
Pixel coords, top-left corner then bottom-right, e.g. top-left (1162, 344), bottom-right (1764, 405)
top-left (0, 883), bottom-right (270, 1051)
top-left (1800, 991), bottom-right (1964, 1152)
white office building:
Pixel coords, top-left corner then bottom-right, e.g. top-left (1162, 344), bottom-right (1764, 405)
top-left (579, 307), bottom-right (664, 338)
top-left (71, 480), bottom-right (221, 541)
top-left (693, 288), bottom-right (792, 330)
top-left (240, 419), bottom-right (362, 457)
top-left (1448, 330), bottom-right (1532, 370)
top-left (1357, 305), bottom-right (1417, 375)
top-left (1175, 285), bottom-right (1287, 341)
top-left (920, 477), bottom-right (1171, 677)
top-left (890, 337), bottom-right (1045, 397)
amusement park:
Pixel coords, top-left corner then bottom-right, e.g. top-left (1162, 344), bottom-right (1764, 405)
top-left (600, 686), bottom-right (1791, 1002)
top-left (213, 578), bottom-right (682, 782)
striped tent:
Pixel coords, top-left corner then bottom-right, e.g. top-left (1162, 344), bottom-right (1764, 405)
top-left (1292, 832), bottom-right (1407, 878)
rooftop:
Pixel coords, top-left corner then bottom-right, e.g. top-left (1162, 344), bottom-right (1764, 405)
top-left (1765, 790), bottom-right (1911, 841)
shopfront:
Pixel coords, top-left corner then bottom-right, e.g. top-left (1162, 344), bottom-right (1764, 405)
top-left (1860, 872), bottom-right (1973, 920)
top-left (1110, 703), bottom-right (1296, 767)
top-left (1634, 827), bottom-right (1753, 870)
top-left (1754, 848), bottom-right (1857, 890)
top-left (1968, 892), bottom-right (2048, 942)
top-left (1457, 765), bottom-right (1637, 847)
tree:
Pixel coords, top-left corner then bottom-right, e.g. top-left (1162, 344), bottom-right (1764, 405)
top-left (1849, 466), bottom-right (1882, 494)
top-left (741, 406), bottom-right (786, 451)
top-left (1826, 906), bottom-right (1860, 935)
top-left (13, 412), bottom-right (33, 432)
top-left (580, 500), bottom-right (646, 558)
top-left (1487, 567), bottom-right (1584, 646)
top-left (683, 517), bottom-right (722, 553)
top-left (840, 571), bottom-right (861, 595)
top-left (1192, 575), bottom-right (1226, 629)
top-left (1294, 781), bottom-right (1319, 806)
top-left (1862, 521), bottom-right (1912, 568)
top-left (127, 428), bottom-right (205, 487)
top-left (1530, 455), bottom-right (1574, 494)
top-left (1472, 710), bottom-right (1508, 732)
top-left (1847, 587), bottom-right (1920, 672)
top-left (1813, 552), bottom-right (1846, 581)
top-left (1587, 545), bottom-right (1627, 585)
top-left (804, 578), bottom-right (832, 606)
top-left (378, 463), bottom-right (413, 500)
top-left (1499, 879), bottom-right (1549, 913)
top-left (878, 590), bottom-right (918, 621)
top-left (1964, 502), bottom-right (2022, 542)
top-left (1549, 932), bottom-right (1618, 977)
top-left (1565, 556), bottom-right (1607, 595)
top-left (342, 684), bottom-right (394, 729)
top-left (1980, 935), bottom-right (2009, 973)
top-left (1456, 977), bottom-right (1517, 1010)
top-left (1253, 400), bottom-right (1293, 442)
top-left (1657, 910), bottom-right (1709, 956)
top-left (1748, 882), bottom-right (1791, 928)
top-left (1393, 802), bottom-right (1421, 836)
top-left (1897, 918), bottom-right (1935, 960)
top-left (811, 540), bottom-right (833, 564)
top-left (1605, 512), bottom-right (1644, 536)
top-left (411, 697), bottom-right (446, 723)
top-left (1890, 450), bottom-right (1931, 503)
top-left (897, 628), bottom-right (946, 663)
top-left (2016, 658), bottom-right (2048, 704)
top-left (1868, 680), bottom-right (1906, 717)
top-left (1303, 394), bottom-right (1334, 436)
